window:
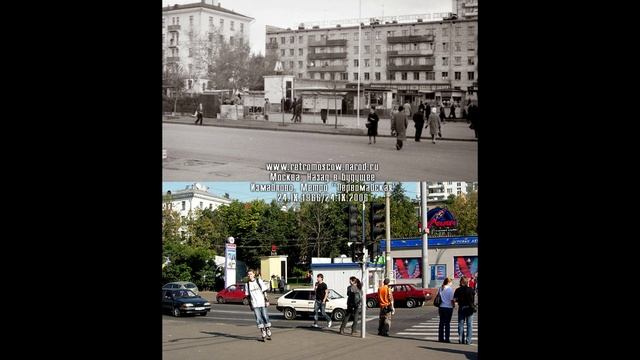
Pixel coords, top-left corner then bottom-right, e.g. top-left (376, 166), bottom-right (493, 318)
top-left (299, 35), bottom-right (303, 43)
top-left (299, 48), bottom-right (303, 56)
top-left (308, 35), bottom-right (315, 41)
top-left (454, 72), bottom-right (461, 80)
top-left (354, 46), bottom-right (359, 53)
top-left (390, 72), bottom-right (396, 80)
top-left (353, 72), bottom-right (358, 80)
top-left (468, 56), bottom-right (475, 65)
top-left (209, 17), bottom-right (212, 26)
top-left (354, 32), bottom-right (358, 39)
top-left (189, 16), bottom-right (193, 26)
top-left (387, 44), bottom-right (394, 51)
top-left (426, 71), bottom-right (435, 80)
top-left (219, 34), bottom-right (224, 43)
top-left (455, 56), bottom-right (461, 65)
top-left (447, 188), bottom-right (453, 194)
top-left (364, 45), bottom-right (370, 54)
top-left (413, 72), bottom-right (419, 80)
top-left (290, 60), bottom-right (294, 68)
top-left (240, 23), bottom-right (244, 33)
top-left (364, 72), bottom-right (370, 80)
top-left (290, 36), bottom-right (295, 43)
top-left (442, 72), bottom-right (448, 79)
top-left (443, 43), bottom-right (449, 52)
top-left (280, 37), bottom-right (285, 44)
top-left (364, 59), bottom-right (370, 67)
top-left (375, 45), bottom-right (381, 54)
top-left (199, 201), bottom-right (203, 208)
top-left (289, 48), bottom-right (294, 56)
top-left (457, 182), bottom-right (461, 186)
top-left (230, 21), bottom-right (235, 30)
top-left (270, 37), bottom-right (276, 43)
top-left (376, 31), bottom-right (381, 40)
top-left (455, 42), bottom-right (461, 52)
top-left (181, 201), bottom-right (186, 210)
top-left (467, 41), bottom-right (475, 51)
top-left (468, 72), bottom-right (475, 80)
top-left (387, 30), bottom-right (395, 36)
top-left (341, 73), bottom-right (348, 80)
top-left (401, 72), bottom-right (408, 80)
top-left (281, 49), bottom-right (285, 56)
top-left (375, 72), bottom-right (381, 80)
top-left (442, 27), bottom-right (448, 36)
top-left (220, 18), bottom-right (224, 27)
top-left (468, 26), bottom-right (475, 36)
top-left (354, 59), bottom-right (359, 67)
top-left (298, 73), bottom-right (303, 78)
top-left (364, 32), bottom-right (370, 40)
top-left (298, 61), bottom-right (303, 68)
top-left (402, 29), bottom-right (408, 36)
top-left (229, 36), bottom-right (234, 45)
top-left (455, 26), bottom-right (461, 36)
top-left (442, 57), bottom-right (448, 66)
top-left (375, 58), bottom-right (381, 67)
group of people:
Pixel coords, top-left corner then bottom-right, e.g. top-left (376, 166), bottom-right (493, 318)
top-left (436, 274), bottom-right (477, 345)
top-left (269, 274), bottom-right (285, 293)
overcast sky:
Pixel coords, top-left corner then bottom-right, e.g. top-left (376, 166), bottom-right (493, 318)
top-left (162, 0), bottom-right (453, 55)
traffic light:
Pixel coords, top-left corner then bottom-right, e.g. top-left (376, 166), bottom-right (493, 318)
top-left (369, 203), bottom-right (386, 259)
top-left (346, 205), bottom-right (363, 262)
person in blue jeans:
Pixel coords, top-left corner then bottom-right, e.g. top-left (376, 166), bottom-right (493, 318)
top-left (437, 277), bottom-right (455, 342)
top-left (245, 269), bottom-right (272, 341)
top-left (312, 273), bottom-right (332, 328)
top-left (454, 276), bottom-right (476, 344)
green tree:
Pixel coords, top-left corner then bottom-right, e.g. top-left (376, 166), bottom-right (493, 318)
top-left (389, 183), bottom-right (420, 238)
top-left (448, 191), bottom-right (478, 235)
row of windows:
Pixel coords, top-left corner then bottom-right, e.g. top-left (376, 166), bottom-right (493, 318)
top-left (277, 56), bottom-right (475, 68)
top-left (163, 16), bottom-right (245, 33)
top-left (268, 25), bottom-right (475, 44)
top-left (298, 71), bottom-right (475, 81)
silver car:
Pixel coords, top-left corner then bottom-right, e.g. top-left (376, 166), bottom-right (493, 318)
top-left (162, 281), bottom-right (199, 295)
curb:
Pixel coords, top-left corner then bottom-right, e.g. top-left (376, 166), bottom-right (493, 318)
top-left (163, 119), bottom-right (478, 142)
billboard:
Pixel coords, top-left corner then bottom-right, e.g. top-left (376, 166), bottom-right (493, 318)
top-left (393, 258), bottom-right (422, 279)
top-left (453, 256), bottom-right (477, 279)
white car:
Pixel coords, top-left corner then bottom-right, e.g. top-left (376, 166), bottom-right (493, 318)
top-left (276, 288), bottom-right (347, 321)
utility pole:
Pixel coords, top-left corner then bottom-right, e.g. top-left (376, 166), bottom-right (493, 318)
top-left (384, 184), bottom-right (391, 280)
top-left (357, 0), bottom-right (361, 128)
top-left (361, 247), bottom-right (367, 338)
top-left (421, 181), bottom-right (429, 288)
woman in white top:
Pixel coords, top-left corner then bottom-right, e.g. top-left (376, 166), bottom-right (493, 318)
top-left (437, 277), bottom-right (455, 342)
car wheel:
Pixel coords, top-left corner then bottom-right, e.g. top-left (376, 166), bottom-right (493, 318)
top-left (283, 307), bottom-right (297, 320)
top-left (332, 308), bottom-right (345, 321)
top-left (172, 307), bottom-right (181, 317)
top-left (217, 296), bottom-right (225, 304)
top-left (366, 298), bottom-right (377, 308)
top-left (242, 297), bottom-right (249, 305)
top-left (406, 298), bottom-right (416, 308)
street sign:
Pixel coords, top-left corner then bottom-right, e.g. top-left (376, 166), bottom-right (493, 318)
top-left (274, 61), bottom-right (283, 72)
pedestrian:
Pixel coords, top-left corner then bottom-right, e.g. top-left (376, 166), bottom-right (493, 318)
top-left (245, 269), bottom-right (273, 341)
top-left (377, 278), bottom-right (394, 336)
top-left (294, 97), bottom-right (303, 123)
top-left (194, 103), bottom-right (203, 125)
top-left (454, 276), bottom-right (476, 345)
top-left (425, 107), bottom-right (442, 144)
top-left (468, 102), bottom-right (478, 139)
top-left (290, 97), bottom-right (297, 121)
top-left (439, 105), bottom-right (446, 124)
top-left (437, 277), bottom-right (455, 343)
top-left (285, 97), bottom-right (291, 113)
top-left (366, 106), bottom-right (379, 144)
top-left (412, 107), bottom-right (425, 142)
top-left (449, 103), bottom-right (456, 120)
top-left (339, 277), bottom-right (362, 335)
top-left (312, 273), bottom-right (332, 328)
top-left (418, 101), bottom-right (425, 115)
top-left (391, 105), bottom-right (408, 150)
top-left (263, 98), bottom-right (270, 121)
top-left (403, 100), bottom-right (411, 117)
top-left (278, 276), bottom-right (285, 293)
top-left (425, 102), bottom-right (431, 119)
top-left (270, 275), bottom-right (277, 293)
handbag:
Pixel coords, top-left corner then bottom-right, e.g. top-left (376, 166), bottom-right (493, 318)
top-left (433, 289), bottom-right (442, 307)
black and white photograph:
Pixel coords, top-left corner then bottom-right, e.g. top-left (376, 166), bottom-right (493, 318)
top-left (162, 0), bottom-right (478, 181)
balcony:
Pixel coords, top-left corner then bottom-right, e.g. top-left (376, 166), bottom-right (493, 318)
top-left (308, 39), bottom-right (347, 47)
top-left (387, 35), bottom-right (435, 43)
top-left (387, 49), bottom-right (434, 57)
top-left (387, 64), bottom-right (434, 71)
top-left (166, 56), bottom-right (180, 63)
top-left (307, 65), bottom-right (347, 72)
top-left (168, 41), bottom-right (178, 48)
top-left (168, 25), bottom-right (181, 32)
top-left (307, 52), bottom-right (348, 60)
top-left (266, 42), bottom-right (279, 49)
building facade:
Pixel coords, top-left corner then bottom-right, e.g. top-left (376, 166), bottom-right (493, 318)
top-left (162, 1), bottom-right (253, 94)
top-left (422, 181), bottom-right (477, 202)
top-left (265, 14), bottom-right (477, 108)
top-left (163, 183), bottom-right (232, 218)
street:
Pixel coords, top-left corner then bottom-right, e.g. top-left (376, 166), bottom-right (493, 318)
top-left (162, 123), bottom-right (477, 181)
top-left (163, 302), bottom-right (478, 360)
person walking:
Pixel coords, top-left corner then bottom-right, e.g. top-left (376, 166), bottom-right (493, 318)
top-left (391, 105), bottom-right (408, 150)
top-left (366, 106), bottom-right (379, 144)
top-left (403, 101), bottom-right (412, 118)
top-left (449, 103), bottom-right (457, 120)
top-left (312, 273), bottom-right (332, 328)
top-left (377, 278), bottom-right (394, 336)
top-left (454, 276), bottom-right (476, 345)
top-left (439, 104), bottom-right (446, 124)
top-left (412, 107), bottom-right (425, 142)
top-left (339, 277), bottom-right (362, 335)
top-left (263, 98), bottom-right (270, 121)
top-left (194, 103), bottom-right (203, 125)
top-left (245, 269), bottom-right (273, 341)
top-left (426, 107), bottom-right (442, 144)
top-left (437, 277), bottom-right (455, 343)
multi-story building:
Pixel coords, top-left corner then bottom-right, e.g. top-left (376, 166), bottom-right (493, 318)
top-left (453, 0), bottom-right (478, 19)
top-left (265, 9), bottom-right (476, 108)
top-left (422, 181), bottom-right (475, 202)
top-left (163, 183), bottom-right (232, 218)
top-left (162, 1), bottom-right (253, 93)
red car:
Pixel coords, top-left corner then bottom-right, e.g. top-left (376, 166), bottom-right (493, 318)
top-left (216, 284), bottom-right (250, 304)
top-left (366, 284), bottom-right (432, 308)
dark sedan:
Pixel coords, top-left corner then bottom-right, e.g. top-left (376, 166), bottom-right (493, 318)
top-left (162, 289), bottom-right (211, 316)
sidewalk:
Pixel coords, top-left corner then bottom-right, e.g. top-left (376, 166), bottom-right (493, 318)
top-left (163, 112), bottom-right (477, 142)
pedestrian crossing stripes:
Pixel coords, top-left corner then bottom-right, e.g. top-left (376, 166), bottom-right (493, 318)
top-left (396, 315), bottom-right (478, 342)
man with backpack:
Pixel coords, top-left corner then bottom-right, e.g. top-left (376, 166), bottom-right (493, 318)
top-left (245, 269), bottom-right (273, 341)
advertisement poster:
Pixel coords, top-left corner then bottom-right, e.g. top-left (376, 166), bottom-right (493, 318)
top-left (394, 258), bottom-right (422, 279)
top-left (430, 264), bottom-right (446, 281)
top-left (454, 256), bottom-right (478, 279)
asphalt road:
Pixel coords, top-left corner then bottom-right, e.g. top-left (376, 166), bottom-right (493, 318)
top-left (162, 123), bottom-right (477, 181)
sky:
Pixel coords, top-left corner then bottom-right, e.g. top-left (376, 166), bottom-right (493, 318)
top-left (162, 181), bottom-right (421, 202)
top-left (162, 0), bottom-right (453, 55)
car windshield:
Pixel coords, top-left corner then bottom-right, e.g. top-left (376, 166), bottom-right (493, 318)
top-left (175, 290), bottom-right (197, 298)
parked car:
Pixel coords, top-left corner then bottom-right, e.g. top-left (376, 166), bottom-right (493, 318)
top-left (366, 284), bottom-right (432, 308)
top-left (216, 284), bottom-right (249, 304)
top-left (276, 288), bottom-right (347, 321)
top-left (162, 281), bottom-right (199, 295)
top-left (162, 289), bottom-right (211, 316)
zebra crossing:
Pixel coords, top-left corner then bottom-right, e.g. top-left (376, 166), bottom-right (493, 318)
top-left (396, 313), bottom-right (478, 343)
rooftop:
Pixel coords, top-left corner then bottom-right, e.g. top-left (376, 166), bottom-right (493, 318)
top-left (162, 1), bottom-right (253, 20)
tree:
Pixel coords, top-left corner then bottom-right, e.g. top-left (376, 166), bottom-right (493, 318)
top-left (209, 40), bottom-right (251, 93)
top-left (447, 191), bottom-right (478, 235)
top-left (389, 183), bottom-right (421, 238)
top-left (163, 63), bottom-right (189, 114)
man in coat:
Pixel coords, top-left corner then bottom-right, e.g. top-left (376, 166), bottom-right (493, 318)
top-left (412, 109), bottom-right (425, 142)
top-left (391, 105), bottom-right (408, 150)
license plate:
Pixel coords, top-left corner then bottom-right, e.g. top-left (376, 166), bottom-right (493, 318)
top-left (195, 307), bottom-right (205, 311)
